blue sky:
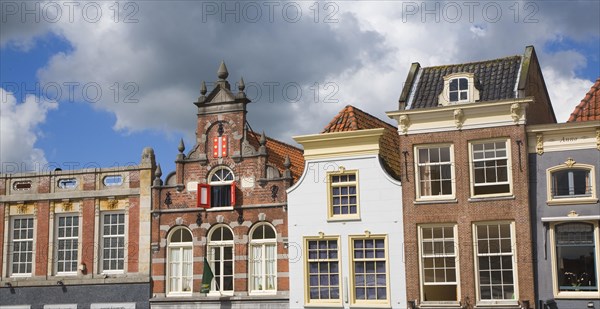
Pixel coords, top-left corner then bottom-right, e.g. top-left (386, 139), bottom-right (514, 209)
top-left (1, 1), bottom-right (599, 176)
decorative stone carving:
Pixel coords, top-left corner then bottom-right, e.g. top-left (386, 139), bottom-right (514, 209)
top-left (62, 201), bottom-right (73, 212)
top-left (454, 108), bottom-right (465, 129)
top-left (107, 199), bottom-right (118, 210)
top-left (399, 114), bottom-right (410, 134)
top-left (564, 157), bottom-right (576, 168)
top-left (510, 103), bottom-right (523, 123)
top-left (16, 203), bottom-right (28, 214)
top-left (536, 133), bottom-right (544, 155)
top-left (596, 128), bottom-right (600, 151)
top-left (567, 210), bottom-right (579, 217)
top-left (258, 213), bottom-right (266, 221)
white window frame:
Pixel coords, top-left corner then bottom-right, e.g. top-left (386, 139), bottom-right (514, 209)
top-left (10, 216), bottom-right (35, 277)
top-left (473, 221), bottom-right (519, 305)
top-left (550, 221), bottom-right (600, 299)
top-left (248, 223), bottom-right (277, 295)
top-left (469, 139), bottom-right (512, 198)
top-left (207, 224), bottom-right (235, 296)
top-left (207, 167), bottom-right (235, 209)
top-left (415, 144), bottom-right (455, 201)
top-left (546, 163), bottom-right (597, 205)
top-left (167, 227), bottom-right (194, 296)
top-left (349, 234), bottom-right (390, 307)
top-left (326, 169), bottom-right (360, 221)
top-left (418, 224), bottom-right (460, 304)
top-left (100, 212), bottom-right (126, 274)
top-left (304, 235), bottom-right (342, 307)
top-left (438, 72), bottom-right (480, 106)
top-left (55, 214), bottom-right (80, 276)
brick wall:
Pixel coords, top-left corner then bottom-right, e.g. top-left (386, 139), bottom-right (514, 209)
top-left (399, 125), bottom-right (535, 307)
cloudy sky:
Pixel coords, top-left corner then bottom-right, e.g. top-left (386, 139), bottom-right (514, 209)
top-left (1, 0), bottom-right (599, 175)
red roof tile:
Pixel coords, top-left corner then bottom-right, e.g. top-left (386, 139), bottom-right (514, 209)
top-left (568, 78), bottom-right (600, 122)
top-left (321, 105), bottom-right (402, 180)
top-left (248, 131), bottom-right (304, 182)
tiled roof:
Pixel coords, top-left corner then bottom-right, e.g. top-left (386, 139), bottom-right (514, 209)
top-left (408, 55), bottom-right (522, 109)
top-left (322, 105), bottom-right (402, 180)
top-left (568, 78), bottom-right (600, 122)
top-left (322, 105), bottom-right (397, 133)
top-left (248, 131), bottom-right (304, 181)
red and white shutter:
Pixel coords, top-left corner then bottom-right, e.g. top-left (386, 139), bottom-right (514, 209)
top-left (197, 183), bottom-right (211, 208)
top-left (212, 136), bottom-right (228, 158)
top-left (230, 181), bottom-right (236, 206)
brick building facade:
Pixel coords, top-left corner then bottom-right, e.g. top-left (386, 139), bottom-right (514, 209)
top-left (387, 46), bottom-right (556, 309)
top-left (0, 148), bottom-right (155, 308)
top-left (148, 63), bottom-right (303, 308)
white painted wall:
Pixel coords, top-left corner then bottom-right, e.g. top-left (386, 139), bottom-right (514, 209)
top-left (287, 155), bottom-right (406, 309)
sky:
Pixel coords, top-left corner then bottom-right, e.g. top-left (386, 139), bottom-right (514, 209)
top-left (1, 0), bottom-right (599, 176)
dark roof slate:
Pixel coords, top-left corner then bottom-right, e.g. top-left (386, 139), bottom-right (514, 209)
top-left (409, 55), bottom-right (522, 109)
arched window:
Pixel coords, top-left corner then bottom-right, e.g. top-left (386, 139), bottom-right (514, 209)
top-left (207, 225), bottom-right (234, 294)
top-left (249, 223), bottom-right (277, 294)
top-left (168, 227), bottom-right (193, 295)
top-left (546, 163), bottom-right (596, 205)
top-left (209, 167), bottom-right (235, 207)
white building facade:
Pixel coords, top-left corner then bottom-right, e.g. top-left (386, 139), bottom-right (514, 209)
top-left (287, 106), bottom-right (407, 309)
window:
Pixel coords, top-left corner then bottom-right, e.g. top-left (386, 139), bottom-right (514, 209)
top-left (101, 213), bottom-right (125, 273)
top-left (327, 170), bottom-right (359, 219)
top-left (547, 164), bottom-right (597, 205)
top-left (305, 237), bottom-right (341, 305)
top-left (208, 225), bottom-right (234, 294)
top-left (552, 222), bottom-right (599, 297)
top-left (13, 181), bottom-right (32, 191)
top-left (350, 236), bottom-right (389, 305)
top-left (249, 224), bottom-right (277, 294)
top-left (419, 225), bottom-right (458, 302)
top-left (416, 145), bottom-right (454, 199)
top-left (57, 178), bottom-right (78, 189)
top-left (168, 227), bottom-right (193, 295)
top-left (10, 217), bottom-right (34, 276)
top-left (103, 175), bottom-right (123, 186)
top-left (438, 73), bottom-right (480, 106)
top-left (198, 167), bottom-right (236, 208)
top-left (56, 215), bottom-right (79, 275)
top-left (474, 222), bottom-right (517, 302)
top-left (471, 140), bottom-right (511, 196)
top-left (449, 78), bottom-right (468, 103)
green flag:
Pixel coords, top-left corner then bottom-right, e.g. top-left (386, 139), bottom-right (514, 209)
top-left (200, 257), bottom-right (214, 293)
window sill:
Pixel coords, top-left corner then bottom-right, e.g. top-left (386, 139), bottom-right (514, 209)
top-left (166, 292), bottom-right (193, 297)
top-left (207, 291), bottom-right (234, 297)
top-left (327, 216), bottom-right (361, 222)
top-left (474, 300), bottom-right (519, 308)
top-left (468, 195), bottom-right (515, 202)
top-left (419, 301), bottom-right (461, 308)
top-left (555, 291), bottom-right (600, 299)
top-left (304, 302), bottom-right (343, 308)
top-left (248, 291), bottom-right (278, 296)
top-left (349, 302), bottom-right (391, 308)
top-left (547, 197), bottom-right (598, 206)
top-left (206, 206), bottom-right (234, 212)
top-left (414, 198), bottom-right (457, 205)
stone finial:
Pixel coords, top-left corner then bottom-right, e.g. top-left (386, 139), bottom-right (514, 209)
top-left (178, 138), bottom-right (185, 154)
top-left (141, 147), bottom-right (156, 167)
top-left (238, 77), bottom-right (245, 91)
top-left (283, 155), bottom-right (292, 179)
top-left (218, 61), bottom-right (229, 80)
top-left (259, 131), bottom-right (267, 145)
top-left (153, 164), bottom-right (163, 186)
top-left (283, 155), bottom-right (291, 169)
top-left (236, 77), bottom-right (247, 100)
top-left (200, 81), bottom-right (207, 95)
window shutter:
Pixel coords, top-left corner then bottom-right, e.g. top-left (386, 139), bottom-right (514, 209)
top-left (213, 137), bottom-right (219, 158)
top-left (197, 183), bottom-right (211, 208)
top-left (230, 181), bottom-right (236, 206)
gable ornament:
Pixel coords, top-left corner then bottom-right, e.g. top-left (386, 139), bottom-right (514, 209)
top-left (454, 108), bottom-right (465, 129)
top-left (510, 103), bottom-right (523, 123)
top-left (536, 133), bottom-right (544, 155)
top-left (399, 114), bottom-right (410, 134)
top-left (564, 157), bottom-right (576, 168)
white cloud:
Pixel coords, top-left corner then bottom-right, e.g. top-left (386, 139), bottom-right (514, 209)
top-left (542, 68), bottom-right (594, 122)
top-left (0, 89), bottom-right (57, 173)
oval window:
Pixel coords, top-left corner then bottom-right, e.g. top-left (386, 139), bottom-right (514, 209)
top-left (13, 181), bottom-right (32, 191)
top-left (58, 178), bottom-right (78, 189)
top-left (103, 175), bottom-right (123, 186)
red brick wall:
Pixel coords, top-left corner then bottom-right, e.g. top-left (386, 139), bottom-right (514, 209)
top-left (35, 201), bottom-right (49, 276)
top-left (128, 196), bottom-right (140, 273)
top-left (399, 125), bottom-right (535, 307)
top-left (81, 198), bottom-right (96, 273)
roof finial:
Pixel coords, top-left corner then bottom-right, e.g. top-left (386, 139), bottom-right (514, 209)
top-left (283, 155), bottom-right (291, 169)
top-left (238, 77), bottom-right (245, 91)
top-left (155, 164), bottom-right (162, 178)
top-left (153, 164), bottom-right (163, 186)
top-left (218, 61), bottom-right (229, 80)
top-left (259, 131), bottom-right (267, 145)
top-left (200, 81), bottom-right (207, 95)
top-left (178, 138), bottom-right (185, 153)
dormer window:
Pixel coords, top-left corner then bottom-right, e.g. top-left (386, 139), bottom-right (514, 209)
top-left (449, 78), bottom-right (468, 102)
top-left (438, 72), bottom-right (480, 106)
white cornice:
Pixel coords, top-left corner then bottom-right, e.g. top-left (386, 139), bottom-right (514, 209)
top-left (293, 128), bottom-right (384, 161)
top-left (386, 98), bottom-right (533, 135)
top-left (527, 122), bottom-right (599, 154)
